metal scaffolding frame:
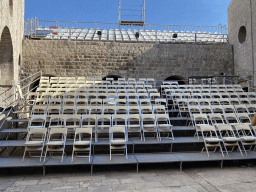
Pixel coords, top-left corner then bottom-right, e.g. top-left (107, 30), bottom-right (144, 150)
top-left (118, 0), bottom-right (145, 27)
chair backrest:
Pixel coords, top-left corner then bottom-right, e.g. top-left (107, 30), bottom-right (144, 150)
top-left (115, 106), bottom-right (128, 114)
top-left (153, 105), bottom-right (166, 114)
top-left (75, 127), bottom-right (92, 135)
top-left (31, 105), bottom-right (47, 115)
top-left (29, 115), bottom-right (47, 127)
top-left (62, 106), bottom-right (77, 114)
top-left (110, 126), bottom-right (125, 133)
top-left (112, 114), bottom-right (126, 126)
top-left (200, 125), bottom-right (216, 132)
top-left (28, 128), bottom-right (47, 135)
top-left (217, 125), bottom-right (234, 136)
top-left (47, 105), bottom-right (61, 115)
top-left (49, 128), bottom-right (68, 135)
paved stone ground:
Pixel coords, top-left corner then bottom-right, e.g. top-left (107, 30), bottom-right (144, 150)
top-left (1, 162), bottom-right (256, 192)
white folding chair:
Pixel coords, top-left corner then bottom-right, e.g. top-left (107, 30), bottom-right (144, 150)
top-left (44, 128), bottom-right (68, 163)
top-left (109, 126), bottom-right (128, 160)
top-left (22, 128), bottom-right (47, 162)
top-left (72, 128), bottom-right (92, 162)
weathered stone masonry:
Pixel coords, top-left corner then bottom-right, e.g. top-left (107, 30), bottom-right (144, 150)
top-left (22, 40), bottom-right (233, 83)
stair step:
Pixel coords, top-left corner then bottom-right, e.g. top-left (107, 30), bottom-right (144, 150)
top-left (7, 119), bottom-right (29, 123)
top-left (1, 129), bottom-right (27, 133)
top-left (12, 111), bottom-right (30, 114)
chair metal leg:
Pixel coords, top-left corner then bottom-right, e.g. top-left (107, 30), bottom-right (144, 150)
top-left (110, 145), bottom-right (111, 161)
top-left (44, 147), bottom-right (48, 163)
top-left (22, 148), bottom-right (26, 163)
top-left (71, 148), bottom-right (74, 162)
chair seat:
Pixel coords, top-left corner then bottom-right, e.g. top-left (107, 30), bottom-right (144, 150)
top-left (24, 141), bottom-right (44, 146)
top-left (128, 125), bottom-right (140, 128)
top-left (81, 125), bottom-right (95, 128)
top-left (74, 141), bottom-right (90, 145)
top-left (241, 136), bottom-right (256, 141)
top-left (223, 137), bottom-right (241, 142)
top-left (48, 125), bottom-right (64, 128)
top-left (144, 125), bottom-right (156, 128)
top-left (46, 141), bottom-right (65, 145)
top-left (205, 138), bottom-right (222, 142)
top-left (158, 124), bottom-right (172, 127)
top-left (111, 139), bottom-right (126, 144)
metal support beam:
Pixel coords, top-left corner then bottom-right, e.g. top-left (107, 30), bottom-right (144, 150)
top-left (43, 166), bottom-right (45, 177)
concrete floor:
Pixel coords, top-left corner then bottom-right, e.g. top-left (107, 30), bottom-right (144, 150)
top-left (1, 161), bottom-right (256, 192)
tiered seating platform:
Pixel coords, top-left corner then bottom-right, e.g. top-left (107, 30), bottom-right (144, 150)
top-left (1, 76), bottom-right (256, 176)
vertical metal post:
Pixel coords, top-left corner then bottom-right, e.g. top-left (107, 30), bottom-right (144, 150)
top-left (43, 166), bottom-right (45, 177)
top-left (118, 0), bottom-right (121, 24)
top-left (195, 33), bottom-right (197, 45)
top-left (155, 30), bottom-right (157, 43)
top-left (144, 0), bottom-right (145, 23)
top-left (30, 20), bottom-right (32, 38)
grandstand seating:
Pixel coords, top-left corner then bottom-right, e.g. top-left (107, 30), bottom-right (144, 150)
top-left (2, 75), bottom-right (256, 175)
top-left (41, 27), bottom-right (228, 43)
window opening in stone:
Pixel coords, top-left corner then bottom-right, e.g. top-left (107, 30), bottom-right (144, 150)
top-left (238, 26), bottom-right (246, 44)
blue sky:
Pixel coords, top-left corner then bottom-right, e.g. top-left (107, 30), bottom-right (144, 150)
top-left (24, 0), bottom-right (232, 27)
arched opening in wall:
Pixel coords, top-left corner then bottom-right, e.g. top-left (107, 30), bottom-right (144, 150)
top-left (9, 0), bottom-right (13, 16)
top-left (242, 87), bottom-right (248, 92)
top-left (102, 75), bottom-right (123, 81)
top-left (0, 26), bottom-right (13, 85)
top-left (238, 26), bottom-right (246, 44)
top-left (164, 76), bottom-right (186, 85)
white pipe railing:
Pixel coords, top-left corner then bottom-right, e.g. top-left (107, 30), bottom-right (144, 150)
top-left (0, 71), bottom-right (42, 129)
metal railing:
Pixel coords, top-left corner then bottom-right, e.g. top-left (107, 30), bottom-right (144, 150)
top-left (24, 17), bottom-right (228, 37)
top-left (0, 71), bottom-right (42, 130)
top-left (24, 27), bottom-right (228, 44)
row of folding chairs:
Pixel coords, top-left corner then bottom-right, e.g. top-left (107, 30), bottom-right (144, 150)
top-left (166, 91), bottom-right (254, 98)
top-left (32, 97), bottom-right (166, 107)
top-left (35, 88), bottom-right (159, 95)
top-left (27, 91), bottom-right (159, 103)
top-left (187, 105), bottom-right (256, 116)
top-left (39, 83), bottom-right (154, 90)
top-left (41, 76), bottom-right (155, 83)
top-left (23, 126), bottom-right (127, 163)
top-left (28, 114), bottom-right (174, 143)
top-left (36, 87), bottom-right (158, 95)
top-left (199, 124), bottom-right (256, 157)
top-left (31, 105), bottom-right (167, 115)
top-left (165, 88), bottom-right (245, 98)
top-left (175, 98), bottom-right (256, 108)
top-left (161, 83), bottom-right (242, 90)
top-left (192, 113), bottom-right (252, 133)
top-left (41, 80), bottom-right (155, 86)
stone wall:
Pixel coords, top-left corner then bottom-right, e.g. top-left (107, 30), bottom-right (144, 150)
top-left (0, 0), bottom-right (24, 86)
top-left (22, 40), bottom-right (233, 85)
top-left (228, 0), bottom-right (256, 86)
